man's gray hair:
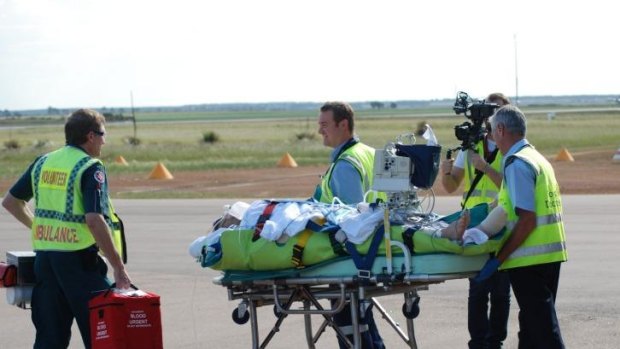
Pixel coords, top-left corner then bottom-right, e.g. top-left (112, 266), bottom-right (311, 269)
top-left (490, 105), bottom-right (527, 136)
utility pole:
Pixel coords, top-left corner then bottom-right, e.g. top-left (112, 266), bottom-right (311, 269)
top-left (130, 91), bottom-right (137, 141)
top-left (514, 33), bottom-right (520, 106)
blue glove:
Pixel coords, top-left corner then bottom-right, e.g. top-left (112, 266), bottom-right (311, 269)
top-left (474, 257), bottom-right (500, 283)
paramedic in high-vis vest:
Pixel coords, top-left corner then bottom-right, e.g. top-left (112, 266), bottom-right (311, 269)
top-left (475, 105), bottom-right (567, 349)
top-left (2, 109), bottom-right (131, 349)
top-left (313, 101), bottom-right (384, 348)
top-left (440, 92), bottom-right (511, 349)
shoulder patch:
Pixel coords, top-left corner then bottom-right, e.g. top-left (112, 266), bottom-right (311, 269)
top-left (94, 170), bottom-right (106, 184)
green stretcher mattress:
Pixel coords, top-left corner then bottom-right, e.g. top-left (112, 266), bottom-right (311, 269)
top-left (215, 252), bottom-right (490, 285)
top-left (198, 202), bottom-right (504, 273)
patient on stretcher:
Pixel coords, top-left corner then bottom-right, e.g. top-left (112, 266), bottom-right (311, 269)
top-left (189, 200), bottom-right (508, 264)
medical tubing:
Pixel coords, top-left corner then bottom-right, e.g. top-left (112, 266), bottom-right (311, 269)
top-left (330, 196), bottom-right (345, 206)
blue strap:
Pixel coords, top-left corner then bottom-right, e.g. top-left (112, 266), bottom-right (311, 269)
top-left (345, 225), bottom-right (385, 278)
top-left (304, 219), bottom-right (324, 232)
top-left (305, 220), bottom-right (347, 255)
top-left (305, 220), bottom-right (341, 234)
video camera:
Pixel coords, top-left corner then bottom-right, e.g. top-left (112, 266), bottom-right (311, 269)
top-left (448, 91), bottom-right (499, 157)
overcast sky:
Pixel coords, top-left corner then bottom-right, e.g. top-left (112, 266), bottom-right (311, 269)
top-left (1, 0), bottom-right (618, 110)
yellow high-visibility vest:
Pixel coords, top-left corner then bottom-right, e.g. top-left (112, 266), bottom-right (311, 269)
top-left (498, 145), bottom-right (567, 269)
top-left (461, 141), bottom-right (503, 209)
top-left (31, 146), bottom-right (127, 263)
top-left (314, 142), bottom-right (384, 204)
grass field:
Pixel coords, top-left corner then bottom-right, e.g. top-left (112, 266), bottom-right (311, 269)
top-left (1, 107), bottom-right (619, 180)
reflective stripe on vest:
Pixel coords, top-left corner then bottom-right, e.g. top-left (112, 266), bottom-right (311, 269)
top-left (499, 146), bottom-right (567, 270)
top-left (462, 189), bottom-right (499, 202)
top-left (461, 143), bottom-right (502, 209)
top-left (33, 209), bottom-right (86, 223)
top-left (508, 241), bottom-right (567, 259)
top-left (506, 212), bottom-right (563, 231)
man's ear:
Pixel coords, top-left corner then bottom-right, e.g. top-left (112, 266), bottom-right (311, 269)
top-left (85, 131), bottom-right (97, 144)
top-left (338, 119), bottom-right (349, 131)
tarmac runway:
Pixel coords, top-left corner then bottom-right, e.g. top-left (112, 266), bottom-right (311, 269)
top-left (1, 195), bottom-right (619, 348)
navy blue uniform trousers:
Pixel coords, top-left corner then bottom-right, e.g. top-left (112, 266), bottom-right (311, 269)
top-left (468, 271), bottom-right (511, 349)
top-left (508, 262), bottom-right (565, 349)
top-left (32, 248), bottom-right (111, 349)
top-left (334, 301), bottom-right (384, 349)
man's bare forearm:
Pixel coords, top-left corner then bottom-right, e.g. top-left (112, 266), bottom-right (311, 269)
top-left (2, 193), bottom-right (33, 229)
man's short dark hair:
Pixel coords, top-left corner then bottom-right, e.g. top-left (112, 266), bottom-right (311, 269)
top-left (320, 101), bottom-right (354, 132)
top-left (486, 93), bottom-right (511, 106)
top-left (65, 109), bottom-right (106, 145)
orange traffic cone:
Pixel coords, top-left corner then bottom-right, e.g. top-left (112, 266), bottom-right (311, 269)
top-left (555, 148), bottom-right (574, 162)
top-left (148, 162), bottom-right (174, 179)
top-left (115, 156), bottom-right (128, 166)
top-left (277, 153), bottom-right (298, 168)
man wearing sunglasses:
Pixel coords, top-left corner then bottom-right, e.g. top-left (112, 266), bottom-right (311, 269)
top-left (3, 108), bottom-right (131, 349)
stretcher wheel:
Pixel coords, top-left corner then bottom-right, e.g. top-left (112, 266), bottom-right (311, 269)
top-left (402, 297), bottom-right (420, 319)
top-left (232, 308), bottom-right (250, 324)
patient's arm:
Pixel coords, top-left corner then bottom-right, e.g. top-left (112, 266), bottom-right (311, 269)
top-left (475, 205), bottom-right (507, 237)
top-left (438, 205), bottom-right (507, 242)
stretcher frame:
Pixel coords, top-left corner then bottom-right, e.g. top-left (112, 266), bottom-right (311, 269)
top-left (213, 252), bottom-right (488, 349)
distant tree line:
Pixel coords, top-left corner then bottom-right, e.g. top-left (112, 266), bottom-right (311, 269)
top-left (1, 109), bottom-right (22, 117)
top-left (47, 106), bottom-right (71, 116)
top-left (370, 102), bottom-right (398, 109)
top-left (3, 95), bottom-right (619, 117)
top-left (102, 112), bottom-right (133, 122)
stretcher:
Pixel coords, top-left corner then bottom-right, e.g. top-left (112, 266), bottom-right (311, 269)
top-left (196, 139), bottom-right (498, 348)
top-left (212, 245), bottom-right (489, 349)
top-left (198, 202), bottom-right (498, 349)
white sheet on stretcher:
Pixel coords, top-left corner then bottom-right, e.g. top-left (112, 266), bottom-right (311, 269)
top-left (239, 200), bottom-right (384, 244)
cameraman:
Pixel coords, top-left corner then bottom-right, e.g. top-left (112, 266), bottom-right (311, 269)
top-left (440, 92), bottom-right (511, 349)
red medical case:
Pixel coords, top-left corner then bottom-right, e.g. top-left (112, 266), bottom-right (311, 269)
top-left (89, 286), bottom-right (163, 349)
top-left (0, 261), bottom-right (17, 287)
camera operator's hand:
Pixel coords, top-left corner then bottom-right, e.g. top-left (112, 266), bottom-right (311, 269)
top-left (469, 151), bottom-right (502, 188)
top-left (469, 151), bottom-right (489, 173)
top-left (441, 158), bottom-right (464, 194)
top-left (441, 159), bottom-right (454, 176)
